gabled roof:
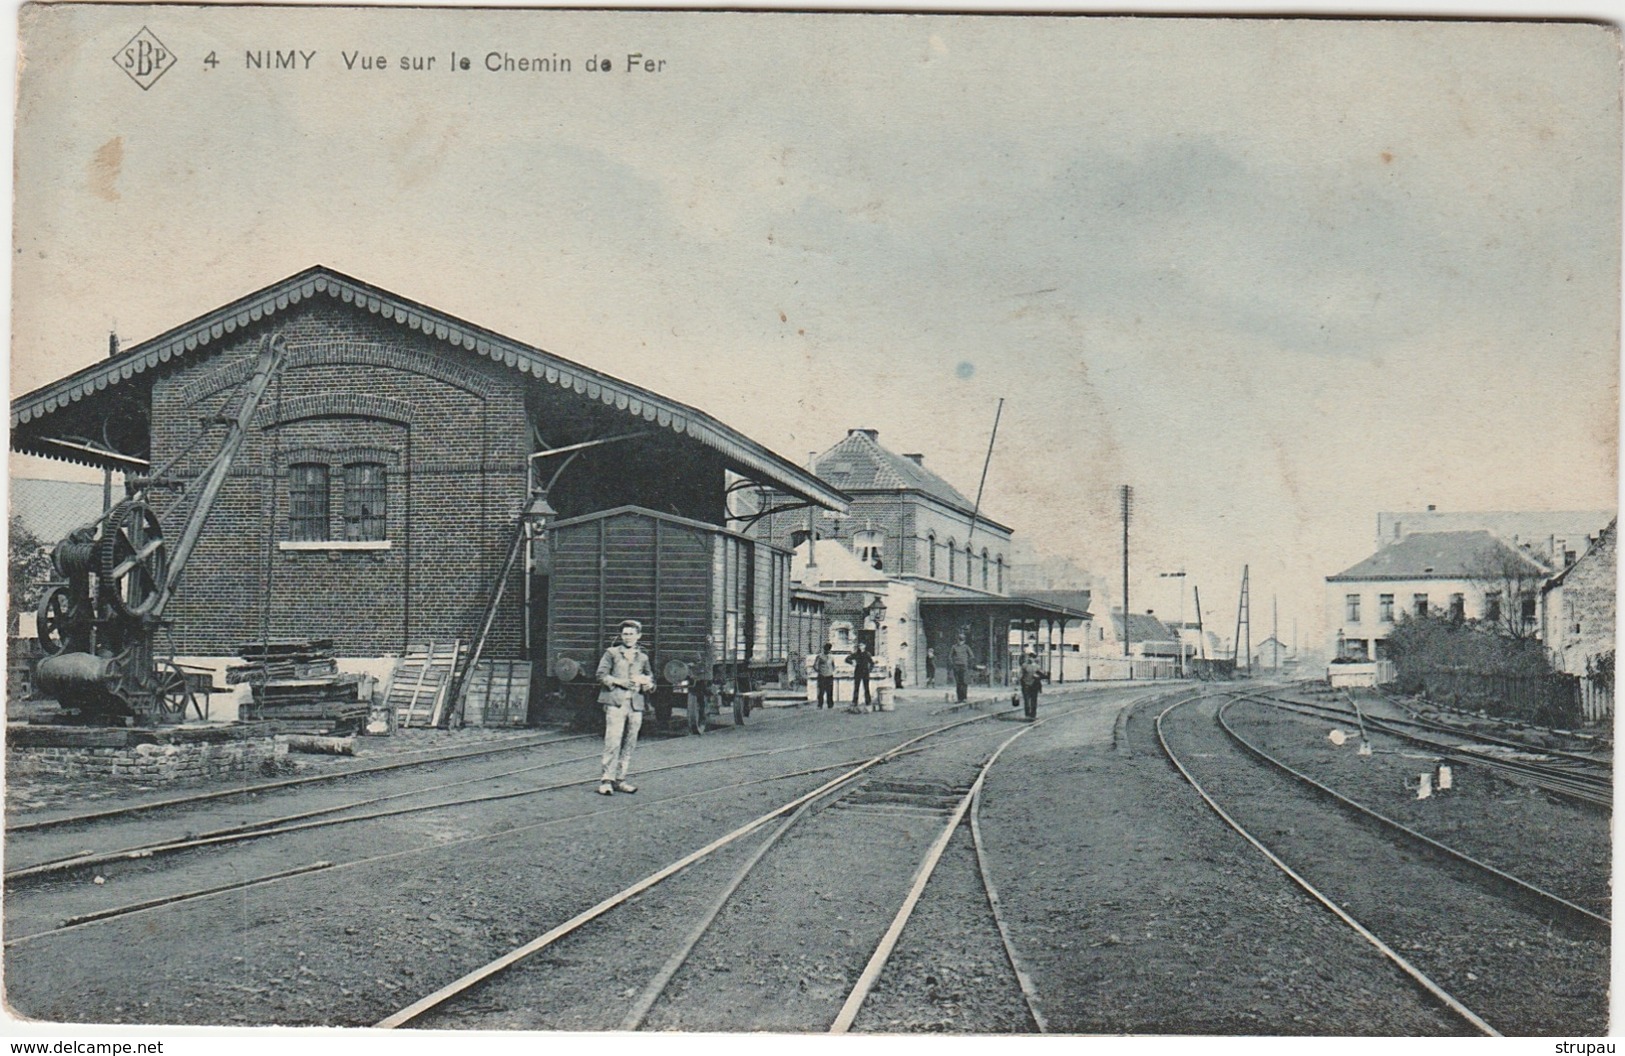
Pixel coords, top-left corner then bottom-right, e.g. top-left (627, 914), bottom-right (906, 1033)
top-left (1111, 611), bottom-right (1176, 642)
top-left (10, 266), bottom-right (846, 512)
top-left (1021, 589), bottom-right (1093, 619)
top-left (1327, 530), bottom-right (1550, 582)
top-left (1545, 518), bottom-right (1616, 591)
top-left (815, 429), bottom-right (1011, 533)
top-left (9, 478), bottom-right (106, 544)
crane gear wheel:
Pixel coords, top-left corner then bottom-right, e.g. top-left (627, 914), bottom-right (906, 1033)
top-left (97, 500), bottom-right (167, 618)
top-left (35, 584), bottom-right (82, 656)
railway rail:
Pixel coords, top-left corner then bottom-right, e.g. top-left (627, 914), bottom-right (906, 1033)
top-left (1235, 687), bottom-right (1612, 809)
top-left (379, 700), bottom-right (1090, 1031)
top-left (5, 692), bottom-right (1125, 978)
top-left (1215, 693), bottom-right (1610, 929)
top-left (1154, 691), bottom-right (1609, 1036)
top-left (6, 711), bottom-right (1029, 885)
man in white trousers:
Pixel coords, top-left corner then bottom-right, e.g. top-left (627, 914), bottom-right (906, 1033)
top-left (595, 619), bottom-right (655, 795)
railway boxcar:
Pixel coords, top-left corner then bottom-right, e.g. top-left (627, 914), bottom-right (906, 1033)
top-left (544, 506), bottom-right (791, 732)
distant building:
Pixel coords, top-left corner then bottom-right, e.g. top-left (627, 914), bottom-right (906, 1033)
top-left (10, 478), bottom-right (107, 544)
top-left (1375, 508), bottom-right (1612, 568)
top-left (1252, 635), bottom-right (1290, 670)
top-left (1325, 530), bottom-right (1552, 660)
top-left (748, 428), bottom-right (1086, 685)
top-left (1541, 519), bottom-right (1616, 683)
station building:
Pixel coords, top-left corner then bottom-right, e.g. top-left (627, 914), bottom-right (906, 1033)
top-left (745, 427), bottom-right (1087, 688)
top-left (10, 266), bottom-right (845, 691)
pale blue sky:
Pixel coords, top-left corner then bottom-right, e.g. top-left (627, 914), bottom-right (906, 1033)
top-left (10, 8), bottom-right (1620, 649)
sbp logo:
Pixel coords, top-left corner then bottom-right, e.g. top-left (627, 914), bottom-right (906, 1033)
top-left (113, 27), bottom-right (176, 90)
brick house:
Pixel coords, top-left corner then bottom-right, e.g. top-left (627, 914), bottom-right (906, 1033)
top-left (10, 266), bottom-right (844, 672)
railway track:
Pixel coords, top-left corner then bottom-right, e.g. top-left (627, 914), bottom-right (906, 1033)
top-left (1235, 687), bottom-right (1612, 809)
top-left (4, 712), bottom-right (1023, 886)
top-left (381, 706), bottom-right (1069, 1032)
top-left (1155, 691), bottom-right (1610, 1036)
top-left (6, 686), bottom-right (1151, 1028)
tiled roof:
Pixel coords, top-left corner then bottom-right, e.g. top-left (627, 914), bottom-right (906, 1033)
top-left (1111, 611), bottom-right (1176, 642)
top-left (816, 429), bottom-right (1010, 531)
top-left (9, 478), bottom-right (106, 544)
top-left (10, 266), bottom-right (847, 513)
top-left (1022, 589), bottom-right (1093, 618)
top-left (1328, 530), bottom-right (1551, 582)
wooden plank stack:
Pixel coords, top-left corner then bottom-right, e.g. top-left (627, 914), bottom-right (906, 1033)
top-left (460, 659), bottom-right (532, 727)
top-left (387, 641), bottom-right (464, 729)
top-left (235, 639), bottom-right (368, 734)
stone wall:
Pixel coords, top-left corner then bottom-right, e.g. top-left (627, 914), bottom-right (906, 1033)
top-left (8, 734), bottom-right (288, 782)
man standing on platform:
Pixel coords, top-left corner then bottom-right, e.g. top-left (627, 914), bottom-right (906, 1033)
top-left (596, 619), bottom-right (655, 795)
top-left (949, 633), bottom-right (974, 703)
top-left (846, 641), bottom-right (874, 712)
top-left (814, 642), bottom-right (837, 709)
top-left (1018, 649), bottom-right (1045, 720)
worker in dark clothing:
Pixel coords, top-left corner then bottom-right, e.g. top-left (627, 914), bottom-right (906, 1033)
top-left (846, 642), bottom-right (874, 712)
top-left (949, 634), bottom-right (974, 703)
top-left (1018, 649), bottom-right (1045, 720)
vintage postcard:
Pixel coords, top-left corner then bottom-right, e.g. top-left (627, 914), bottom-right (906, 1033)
top-left (4, 3), bottom-right (1619, 1048)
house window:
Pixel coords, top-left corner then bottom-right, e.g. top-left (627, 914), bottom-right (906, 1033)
top-left (344, 463), bottom-right (388, 541)
top-left (948, 539), bottom-right (957, 582)
top-left (1521, 596), bottom-right (1538, 631)
top-left (854, 529), bottom-right (884, 570)
top-left (981, 548), bottom-right (989, 590)
top-left (1485, 592), bottom-right (1502, 623)
top-left (927, 532), bottom-right (937, 577)
top-left (1345, 594), bottom-right (1361, 623)
top-left (288, 463), bottom-right (329, 541)
top-left (1413, 593), bottom-right (1429, 618)
top-left (1449, 593), bottom-right (1465, 620)
top-left (1378, 594), bottom-right (1394, 622)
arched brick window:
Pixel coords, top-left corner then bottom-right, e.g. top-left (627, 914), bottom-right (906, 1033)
top-left (926, 532), bottom-right (937, 577)
top-left (948, 538), bottom-right (957, 582)
top-left (981, 548), bottom-right (990, 590)
top-left (996, 555), bottom-right (1004, 593)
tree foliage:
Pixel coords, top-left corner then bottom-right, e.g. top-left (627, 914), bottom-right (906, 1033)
top-left (8, 515), bottom-right (53, 635)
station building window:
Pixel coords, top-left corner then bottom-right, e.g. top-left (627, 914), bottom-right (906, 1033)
top-left (1378, 594), bottom-right (1394, 622)
top-left (288, 463), bottom-right (329, 542)
top-left (948, 539), bottom-right (957, 582)
top-left (344, 463), bottom-right (388, 542)
top-left (981, 549), bottom-right (989, 590)
top-left (1345, 594), bottom-right (1361, 623)
top-left (926, 532), bottom-right (937, 577)
top-left (854, 529), bottom-right (885, 570)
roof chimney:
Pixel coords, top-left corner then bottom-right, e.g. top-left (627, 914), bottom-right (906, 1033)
top-left (1427, 504), bottom-right (1437, 512)
top-left (902, 453), bottom-right (924, 465)
top-left (108, 332), bottom-right (120, 358)
top-left (849, 428), bottom-right (879, 441)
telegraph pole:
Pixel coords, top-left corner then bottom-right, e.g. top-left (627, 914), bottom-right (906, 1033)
top-left (1119, 485), bottom-right (1134, 658)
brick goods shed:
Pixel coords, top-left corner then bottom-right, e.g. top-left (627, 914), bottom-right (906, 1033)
top-left (11, 267), bottom-right (846, 680)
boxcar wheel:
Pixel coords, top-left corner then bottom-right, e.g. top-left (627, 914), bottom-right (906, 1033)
top-left (687, 690), bottom-right (707, 735)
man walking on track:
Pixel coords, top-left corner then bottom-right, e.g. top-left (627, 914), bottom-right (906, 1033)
top-left (846, 641), bottom-right (875, 712)
top-left (1018, 649), bottom-right (1045, 720)
top-left (949, 633), bottom-right (974, 703)
top-left (814, 642), bottom-right (837, 709)
top-left (596, 619), bottom-right (655, 795)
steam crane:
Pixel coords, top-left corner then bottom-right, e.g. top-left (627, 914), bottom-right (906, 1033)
top-left (33, 334), bottom-right (288, 725)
